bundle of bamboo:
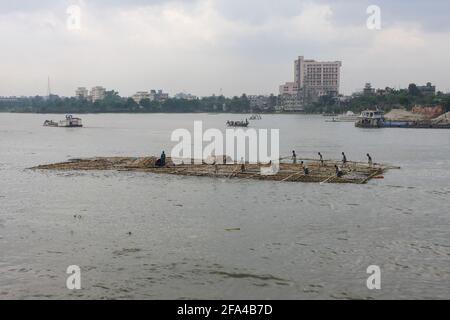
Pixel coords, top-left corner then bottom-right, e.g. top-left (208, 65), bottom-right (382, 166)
top-left (32, 156), bottom-right (399, 184)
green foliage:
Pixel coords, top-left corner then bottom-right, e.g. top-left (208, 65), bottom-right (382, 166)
top-left (306, 86), bottom-right (446, 114)
top-left (0, 93), bottom-right (254, 114)
top-left (1, 85), bottom-right (448, 114)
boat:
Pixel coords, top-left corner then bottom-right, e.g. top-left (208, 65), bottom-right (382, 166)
top-left (322, 112), bottom-right (337, 117)
top-left (43, 120), bottom-right (58, 127)
top-left (355, 109), bottom-right (385, 128)
top-left (43, 115), bottom-right (83, 128)
top-left (249, 114), bottom-right (262, 120)
top-left (335, 111), bottom-right (359, 122)
top-left (226, 119), bottom-right (249, 127)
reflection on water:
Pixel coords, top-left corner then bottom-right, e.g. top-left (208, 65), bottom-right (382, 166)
top-left (0, 113), bottom-right (449, 299)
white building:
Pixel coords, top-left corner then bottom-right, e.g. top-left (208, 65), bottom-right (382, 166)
top-left (279, 82), bottom-right (300, 96)
top-left (174, 92), bottom-right (197, 100)
top-left (149, 89), bottom-right (169, 102)
top-left (280, 56), bottom-right (342, 97)
top-left (75, 87), bottom-right (89, 99)
top-left (247, 95), bottom-right (270, 110)
top-left (132, 91), bottom-right (150, 104)
top-left (90, 86), bottom-right (106, 102)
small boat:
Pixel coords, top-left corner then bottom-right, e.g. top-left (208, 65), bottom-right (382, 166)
top-left (43, 115), bottom-right (83, 127)
top-left (226, 119), bottom-right (249, 127)
top-left (335, 111), bottom-right (358, 122)
top-left (249, 114), bottom-right (262, 120)
top-left (43, 120), bottom-right (58, 127)
top-left (322, 112), bottom-right (337, 117)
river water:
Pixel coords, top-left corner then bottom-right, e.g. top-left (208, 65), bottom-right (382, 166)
top-left (0, 113), bottom-right (449, 299)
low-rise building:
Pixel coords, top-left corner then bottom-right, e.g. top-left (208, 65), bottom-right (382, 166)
top-left (174, 92), bottom-right (197, 100)
top-left (279, 92), bottom-right (304, 112)
top-left (247, 95), bottom-right (270, 110)
top-left (363, 83), bottom-right (375, 95)
top-left (417, 82), bottom-right (436, 96)
top-left (279, 82), bottom-right (300, 95)
top-left (132, 91), bottom-right (150, 104)
top-left (150, 89), bottom-right (169, 102)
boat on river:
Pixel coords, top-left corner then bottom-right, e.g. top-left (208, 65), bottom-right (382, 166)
top-left (226, 119), bottom-right (249, 127)
top-left (355, 109), bottom-right (385, 128)
top-left (43, 115), bottom-right (83, 128)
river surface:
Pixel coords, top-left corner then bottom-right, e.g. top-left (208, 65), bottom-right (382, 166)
top-left (0, 113), bottom-right (449, 299)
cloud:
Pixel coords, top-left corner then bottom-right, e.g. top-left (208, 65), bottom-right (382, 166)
top-left (0, 0), bottom-right (449, 96)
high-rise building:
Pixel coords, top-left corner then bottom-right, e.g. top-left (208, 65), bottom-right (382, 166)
top-left (278, 55), bottom-right (342, 111)
top-left (279, 56), bottom-right (342, 97)
top-left (75, 87), bottom-right (89, 99)
top-left (294, 56), bottom-right (342, 97)
top-left (90, 86), bottom-right (106, 102)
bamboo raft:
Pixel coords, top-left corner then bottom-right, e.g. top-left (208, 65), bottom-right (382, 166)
top-left (31, 156), bottom-right (400, 184)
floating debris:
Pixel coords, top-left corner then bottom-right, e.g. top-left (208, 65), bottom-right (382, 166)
top-left (225, 228), bottom-right (241, 232)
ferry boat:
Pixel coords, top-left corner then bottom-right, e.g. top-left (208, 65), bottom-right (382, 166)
top-left (355, 109), bottom-right (450, 129)
top-left (355, 109), bottom-right (385, 128)
top-left (43, 115), bottom-right (83, 127)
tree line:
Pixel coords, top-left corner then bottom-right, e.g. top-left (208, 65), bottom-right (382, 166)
top-left (1, 85), bottom-right (449, 114)
top-left (306, 85), bottom-right (450, 114)
top-left (0, 91), bottom-right (273, 114)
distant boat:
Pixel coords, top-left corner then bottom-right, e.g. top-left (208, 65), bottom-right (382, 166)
top-left (43, 120), bottom-right (58, 127)
top-left (226, 119), bottom-right (249, 127)
top-left (335, 111), bottom-right (359, 122)
top-left (43, 115), bottom-right (83, 127)
top-left (322, 112), bottom-right (337, 117)
top-left (249, 114), bottom-right (262, 120)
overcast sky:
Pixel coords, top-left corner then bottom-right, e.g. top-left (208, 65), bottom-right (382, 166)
top-left (1, 0), bottom-right (450, 97)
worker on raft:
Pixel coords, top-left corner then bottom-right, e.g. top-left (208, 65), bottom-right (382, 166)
top-left (292, 150), bottom-right (297, 164)
top-left (240, 157), bottom-right (246, 172)
top-left (342, 152), bottom-right (347, 166)
top-left (157, 151), bottom-right (166, 167)
top-left (303, 164), bottom-right (309, 175)
top-left (367, 153), bottom-right (373, 167)
top-left (318, 152), bottom-right (324, 166)
top-left (335, 165), bottom-right (343, 177)
top-left (298, 161), bottom-right (308, 174)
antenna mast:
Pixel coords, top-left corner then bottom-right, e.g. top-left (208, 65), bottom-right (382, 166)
top-left (47, 76), bottom-right (51, 97)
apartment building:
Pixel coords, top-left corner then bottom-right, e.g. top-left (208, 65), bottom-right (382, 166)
top-left (75, 87), bottom-right (89, 99)
top-left (90, 86), bottom-right (106, 102)
top-left (132, 91), bottom-right (151, 104)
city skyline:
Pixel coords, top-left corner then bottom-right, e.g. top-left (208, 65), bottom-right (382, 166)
top-left (1, 0), bottom-right (450, 97)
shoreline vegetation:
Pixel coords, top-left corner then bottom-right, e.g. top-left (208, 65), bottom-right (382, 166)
top-left (1, 85), bottom-right (450, 114)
